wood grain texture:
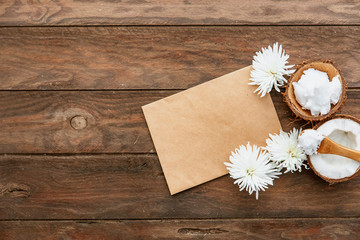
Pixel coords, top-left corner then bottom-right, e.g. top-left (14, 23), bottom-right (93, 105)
top-left (0, 0), bottom-right (359, 26)
top-left (1, 26), bottom-right (360, 90)
top-left (1, 0), bottom-right (359, 237)
top-left (1, 89), bottom-right (360, 154)
top-left (0, 91), bottom-right (162, 154)
top-left (0, 154), bottom-right (360, 219)
top-left (1, 219), bottom-right (359, 239)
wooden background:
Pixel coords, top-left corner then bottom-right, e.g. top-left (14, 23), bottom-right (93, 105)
top-left (0, 1), bottom-right (360, 239)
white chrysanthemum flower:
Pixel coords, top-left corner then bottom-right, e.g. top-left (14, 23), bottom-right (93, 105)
top-left (264, 128), bottom-right (308, 173)
top-left (225, 143), bottom-right (281, 200)
top-left (249, 42), bottom-right (295, 97)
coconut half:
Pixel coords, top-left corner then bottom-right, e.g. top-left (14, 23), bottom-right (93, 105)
top-left (308, 115), bottom-right (360, 183)
top-left (285, 60), bottom-right (347, 121)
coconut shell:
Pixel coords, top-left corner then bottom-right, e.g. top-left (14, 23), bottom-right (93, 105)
top-left (308, 114), bottom-right (360, 184)
top-left (285, 60), bottom-right (347, 122)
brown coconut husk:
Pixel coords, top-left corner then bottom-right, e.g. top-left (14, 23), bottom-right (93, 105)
top-left (285, 60), bottom-right (347, 122)
top-left (308, 114), bottom-right (360, 184)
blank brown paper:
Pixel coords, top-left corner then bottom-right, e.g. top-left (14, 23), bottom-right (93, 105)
top-left (142, 66), bottom-right (282, 195)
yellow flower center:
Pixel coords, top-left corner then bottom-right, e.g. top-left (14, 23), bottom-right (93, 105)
top-left (288, 148), bottom-right (296, 158)
top-left (247, 169), bottom-right (255, 176)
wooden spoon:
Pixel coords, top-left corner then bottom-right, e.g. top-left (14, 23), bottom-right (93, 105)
top-left (317, 136), bottom-right (360, 163)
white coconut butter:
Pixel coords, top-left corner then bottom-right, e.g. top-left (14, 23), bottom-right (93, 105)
top-left (310, 118), bottom-right (360, 180)
top-left (292, 68), bottom-right (342, 116)
top-left (298, 129), bottom-right (324, 155)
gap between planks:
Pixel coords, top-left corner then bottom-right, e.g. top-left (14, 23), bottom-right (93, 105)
top-left (0, 86), bottom-right (358, 93)
top-left (1, 24), bottom-right (360, 28)
top-left (0, 217), bottom-right (359, 222)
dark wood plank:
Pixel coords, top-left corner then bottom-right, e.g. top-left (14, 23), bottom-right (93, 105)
top-left (0, 90), bottom-right (163, 154)
top-left (1, 89), bottom-right (360, 154)
top-left (0, 0), bottom-right (359, 26)
top-left (1, 26), bottom-right (360, 90)
top-left (0, 154), bottom-right (360, 219)
top-left (0, 219), bottom-right (359, 239)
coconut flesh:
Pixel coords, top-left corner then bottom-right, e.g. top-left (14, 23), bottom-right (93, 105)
top-left (308, 118), bottom-right (360, 180)
top-left (292, 68), bottom-right (342, 116)
top-left (298, 129), bottom-right (324, 155)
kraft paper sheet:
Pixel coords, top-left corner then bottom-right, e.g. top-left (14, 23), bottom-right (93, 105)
top-left (142, 66), bottom-right (282, 195)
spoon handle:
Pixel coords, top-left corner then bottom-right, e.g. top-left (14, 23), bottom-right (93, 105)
top-left (318, 137), bottom-right (360, 163)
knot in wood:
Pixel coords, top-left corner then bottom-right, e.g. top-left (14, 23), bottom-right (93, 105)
top-left (0, 183), bottom-right (31, 198)
top-left (70, 116), bottom-right (87, 130)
